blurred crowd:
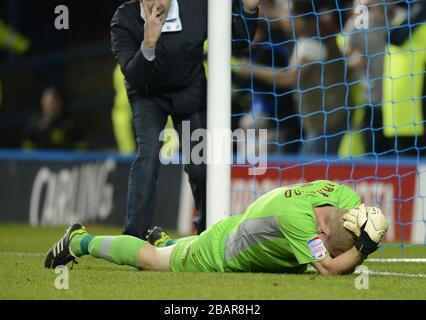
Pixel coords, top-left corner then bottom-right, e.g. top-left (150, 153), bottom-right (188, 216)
top-left (0, 0), bottom-right (425, 158)
top-left (232, 0), bottom-right (426, 157)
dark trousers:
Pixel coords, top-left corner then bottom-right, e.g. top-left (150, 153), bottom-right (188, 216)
top-left (124, 95), bottom-right (207, 239)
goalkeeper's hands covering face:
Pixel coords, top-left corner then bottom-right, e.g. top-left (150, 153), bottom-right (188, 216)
top-left (343, 204), bottom-right (389, 255)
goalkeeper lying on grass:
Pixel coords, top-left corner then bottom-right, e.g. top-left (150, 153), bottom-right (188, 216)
top-left (45, 180), bottom-right (388, 275)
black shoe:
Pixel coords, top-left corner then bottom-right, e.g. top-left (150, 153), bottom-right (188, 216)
top-left (44, 223), bottom-right (86, 269)
top-left (145, 226), bottom-right (172, 247)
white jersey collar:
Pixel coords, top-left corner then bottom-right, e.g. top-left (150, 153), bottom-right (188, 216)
top-left (140, 0), bottom-right (182, 33)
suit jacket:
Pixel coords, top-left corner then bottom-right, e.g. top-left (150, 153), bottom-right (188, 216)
top-left (111, 0), bottom-right (258, 114)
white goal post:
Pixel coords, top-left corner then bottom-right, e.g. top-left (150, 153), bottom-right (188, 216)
top-left (207, 0), bottom-right (232, 227)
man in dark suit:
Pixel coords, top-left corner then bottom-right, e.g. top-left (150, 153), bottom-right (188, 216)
top-left (111, 0), bottom-right (259, 239)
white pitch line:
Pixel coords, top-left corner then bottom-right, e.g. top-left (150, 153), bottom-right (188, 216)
top-left (0, 252), bottom-right (44, 257)
top-left (367, 258), bottom-right (426, 263)
top-left (354, 269), bottom-right (426, 278)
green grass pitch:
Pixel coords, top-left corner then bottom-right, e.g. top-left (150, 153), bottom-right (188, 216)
top-left (0, 224), bottom-right (425, 300)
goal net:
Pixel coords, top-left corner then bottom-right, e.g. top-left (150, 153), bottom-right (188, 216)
top-left (229, 0), bottom-right (426, 258)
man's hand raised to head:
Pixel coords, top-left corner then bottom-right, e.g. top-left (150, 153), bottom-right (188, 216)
top-left (142, 1), bottom-right (166, 48)
top-left (242, 0), bottom-right (260, 14)
top-left (343, 204), bottom-right (389, 255)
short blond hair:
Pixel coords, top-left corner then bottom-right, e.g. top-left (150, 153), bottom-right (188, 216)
top-left (324, 209), bottom-right (358, 257)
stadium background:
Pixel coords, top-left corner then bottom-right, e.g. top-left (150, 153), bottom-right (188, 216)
top-left (0, 0), bottom-right (122, 149)
top-left (0, 0), bottom-right (426, 299)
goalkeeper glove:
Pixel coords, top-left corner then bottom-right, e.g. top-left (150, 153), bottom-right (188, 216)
top-left (343, 204), bottom-right (389, 255)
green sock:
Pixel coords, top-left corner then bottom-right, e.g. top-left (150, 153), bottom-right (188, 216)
top-left (88, 235), bottom-right (147, 268)
top-left (70, 233), bottom-right (94, 257)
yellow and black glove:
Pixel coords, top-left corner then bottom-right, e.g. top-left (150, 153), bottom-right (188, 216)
top-left (343, 204), bottom-right (389, 255)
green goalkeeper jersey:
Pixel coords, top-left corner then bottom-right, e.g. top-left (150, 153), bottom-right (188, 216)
top-left (223, 180), bottom-right (361, 273)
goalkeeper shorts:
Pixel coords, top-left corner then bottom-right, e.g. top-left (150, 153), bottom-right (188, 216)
top-left (170, 215), bottom-right (241, 273)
